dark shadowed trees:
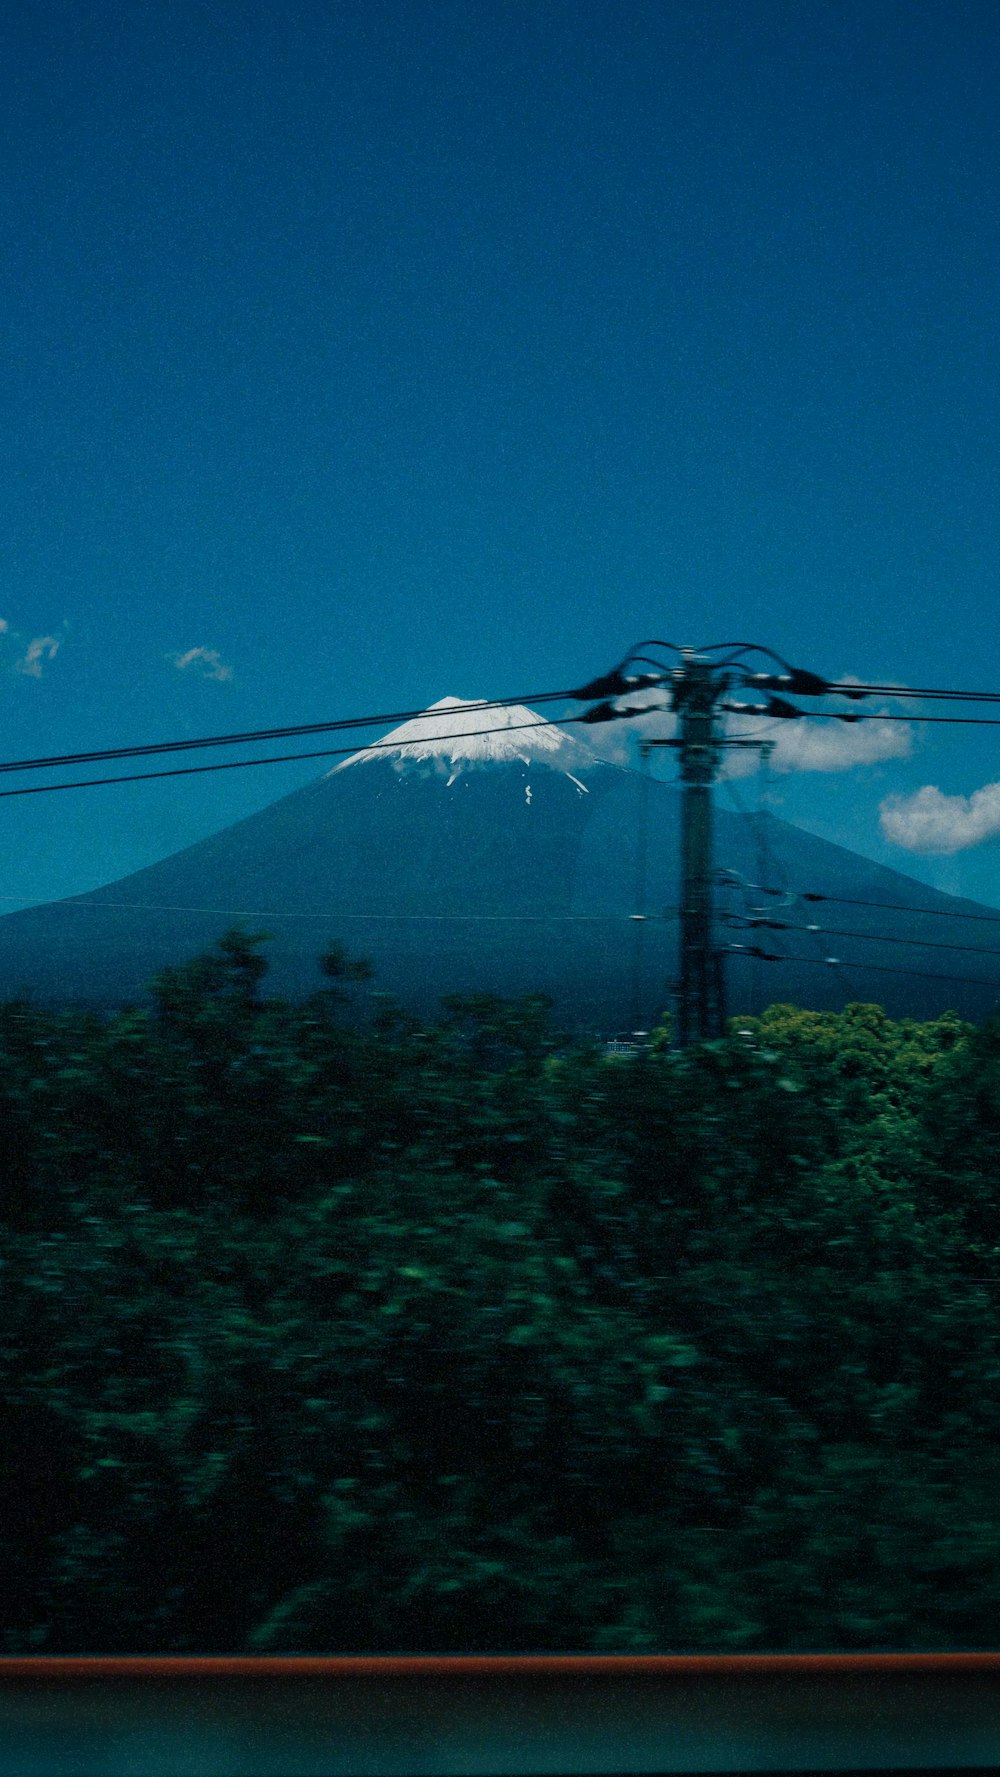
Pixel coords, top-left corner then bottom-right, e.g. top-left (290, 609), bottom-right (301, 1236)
top-left (2, 935), bottom-right (999, 1653)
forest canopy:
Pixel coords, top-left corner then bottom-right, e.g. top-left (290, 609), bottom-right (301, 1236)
top-left (4, 928), bottom-right (1000, 1655)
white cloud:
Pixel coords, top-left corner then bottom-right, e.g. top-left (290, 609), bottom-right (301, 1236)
top-left (718, 710), bottom-right (912, 778)
top-left (169, 646), bottom-right (233, 683)
top-left (720, 679), bottom-right (914, 778)
top-left (880, 781), bottom-right (1000, 855)
top-left (16, 635), bottom-right (60, 678)
top-left (0, 619), bottom-right (9, 634)
top-left (575, 699), bottom-right (677, 765)
top-left (575, 677), bottom-right (917, 779)
top-left (758, 711), bottom-right (913, 774)
top-left (718, 742), bottom-right (765, 780)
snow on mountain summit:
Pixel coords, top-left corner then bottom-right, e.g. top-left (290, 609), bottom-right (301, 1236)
top-left (329, 696), bottom-right (599, 779)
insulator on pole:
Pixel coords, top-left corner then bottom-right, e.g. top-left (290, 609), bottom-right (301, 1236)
top-left (570, 669), bottom-right (666, 700)
top-left (741, 668), bottom-right (836, 696)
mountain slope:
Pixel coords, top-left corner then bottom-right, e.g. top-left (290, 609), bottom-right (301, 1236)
top-left (0, 698), bottom-right (998, 1027)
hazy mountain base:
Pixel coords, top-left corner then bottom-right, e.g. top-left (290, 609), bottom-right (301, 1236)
top-left (4, 746), bottom-right (1000, 1027)
top-left (4, 930), bottom-right (1000, 1655)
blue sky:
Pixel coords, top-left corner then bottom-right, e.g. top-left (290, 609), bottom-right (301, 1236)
top-left (4, 0), bottom-right (1000, 913)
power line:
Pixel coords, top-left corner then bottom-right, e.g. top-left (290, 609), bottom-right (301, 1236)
top-left (726, 702), bottom-right (1000, 728)
top-left (0, 688), bottom-right (614, 779)
top-left (7, 636), bottom-right (1000, 1037)
top-left (717, 780), bottom-right (872, 1003)
top-left (743, 886), bottom-right (1000, 929)
top-left (822, 894), bottom-right (1000, 926)
top-left (825, 683), bottom-right (1000, 703)
top-left (615, 646), bottom-right (1000, 1025)
top-left (0, 897), bottom-right (676, 923)
top-left (17, 664), bottom-right (1000, 788)
top-left (735, 672), bottom-right (1000, 705)
top-left (10, 894), bottom-right (1000, 976)
top-left (754, 952), bottom-right (1000, 992)
top-left (794, 710), bottom-right (1000, 727)
top-left (0, 714), bottom-right (604, 800)
top-left (719, 768), bottom-right (781, 1017)
top-left (729, 919), bottom-right (1000, 963)
top-left (9, 665), bottom-right (1000, 800)
top-left (629, 743), bottom-right (653, 1027)
top-left (805, 924), bottom-right (1000, 962)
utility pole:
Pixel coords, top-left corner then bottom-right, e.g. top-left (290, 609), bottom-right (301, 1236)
top-left (571, 642), bottom-right (845, 1049)
top-left (673, 652), bottom-right (725, 1045)
top-left (641, 653), bottom-right (772, 1047)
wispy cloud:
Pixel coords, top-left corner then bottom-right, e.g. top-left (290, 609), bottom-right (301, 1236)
top-left (169, 646), bottom-right (233, 683)
top-left (574, 699), bottom-right (676, 765)
top-left (739, 710), bottom-right (913, 775)
top-left (880, 781), bottom-right (1000, 855)
top-left (15, 635), bottom-right (61, 679)
top-left (721, 678), bottom-right (915, 778)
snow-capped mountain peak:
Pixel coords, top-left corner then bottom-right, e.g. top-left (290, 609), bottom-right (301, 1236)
top-left (329, 696), bottom-right (599, 778)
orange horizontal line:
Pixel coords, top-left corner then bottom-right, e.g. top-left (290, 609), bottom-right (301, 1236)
top-left (2, 1652), bottom-right (1000, 1679)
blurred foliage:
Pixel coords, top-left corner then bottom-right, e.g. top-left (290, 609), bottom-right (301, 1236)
top-left (2, 929), bottom-right (1000, 1654)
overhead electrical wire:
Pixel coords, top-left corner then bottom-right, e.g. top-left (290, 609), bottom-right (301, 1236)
top-left (629, 741), bottom-right (653, 1028)
top-left (722, 878), bottom-right (1000, 977)
top-left (0, 648), bottom-right (997, 970)
top-left (784, 710), bottom-right (1000, 726)
top-left (6, 891), bottom-right (1000, 979)
top-left (0, 687), bottom-right (620, 779)
top-left (621, 639), bottom-right (682, 657)
top-left (728, 667), bottom-right (1000, 704)
top-left (717, 767), bottom-right (874, 1001)
top-left (718, 766), bottom-right (785, 1015)
top-left (4, 649), bottom-right (1000, 1031)
top-left (735, 884), bottom-right (1000, 929)
top-left (809, 893), bottom-right (1000, 927)
top-left (730, 920), bottom-right (1000, 963)
top-left (0, 897), bottom-right (677, 923)
top-left (5, 667), bottom-right (1000, 794)
top-left (0, 712), bottom-right (637, 800)
top-left (760, 953), bottom-right (1000, 992)
top-left (830, 926), bottom-right (1000, 961)
top-left (696, 643), bottom-right (794, 664)
top-left (824, 683), bottom-right (1000, 703)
